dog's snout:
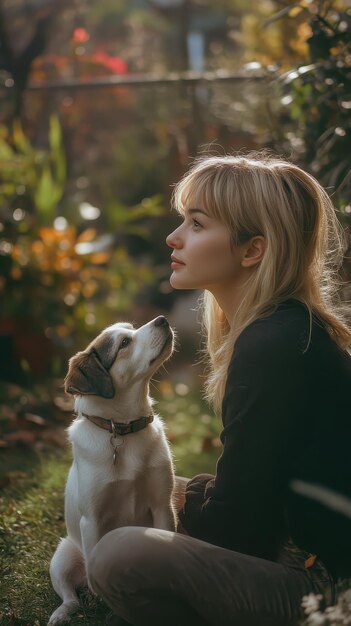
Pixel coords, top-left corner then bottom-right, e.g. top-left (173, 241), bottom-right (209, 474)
top-left (154, 316), bottom-right (169, 328)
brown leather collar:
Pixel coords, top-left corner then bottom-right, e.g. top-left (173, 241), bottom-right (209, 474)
top-left (81, 412), bottom-right (154, 435)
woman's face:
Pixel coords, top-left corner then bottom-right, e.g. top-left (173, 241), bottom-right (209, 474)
top-left (166, 207), bottom-right (247, 294)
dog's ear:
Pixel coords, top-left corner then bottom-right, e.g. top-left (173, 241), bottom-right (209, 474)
top-left (93, 332), bottom-right (120, 371)
top-left (64, 351), bottom-right (115, 398)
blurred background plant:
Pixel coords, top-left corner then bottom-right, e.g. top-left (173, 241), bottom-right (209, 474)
top-left (275, 1), bottom-right (351, 222)
top-left (0, 113), bottom-right (162, 383)
top-left (271, 1), bottom-right (351, 301)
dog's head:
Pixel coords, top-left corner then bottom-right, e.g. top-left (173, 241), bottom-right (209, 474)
top-left (64, 316), bottom-right (174, 398)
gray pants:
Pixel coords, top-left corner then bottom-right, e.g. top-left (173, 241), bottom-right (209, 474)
top-left (88, 526), bottom-right (335, 626)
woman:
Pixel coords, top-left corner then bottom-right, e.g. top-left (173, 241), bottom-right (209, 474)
top-left (89, 154), bottom-right (351, 626)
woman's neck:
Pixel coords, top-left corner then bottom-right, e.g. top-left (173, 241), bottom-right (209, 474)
top-left (209, 280), bottom-right (248, 327)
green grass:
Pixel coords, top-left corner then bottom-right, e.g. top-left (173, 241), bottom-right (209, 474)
top-left (0, 387), bottom-right (221, 626)
top-left (0, 450), bottom-right (111, 626)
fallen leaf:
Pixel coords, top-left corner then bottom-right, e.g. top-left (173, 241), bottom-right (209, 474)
top-left (22, 413), bottom-right (46, 426)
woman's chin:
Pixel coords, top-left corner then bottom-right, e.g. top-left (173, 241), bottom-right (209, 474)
top-left (170, 275), bottom-right (182, 289)
top-left (170, 272), bottom-right (191, 290)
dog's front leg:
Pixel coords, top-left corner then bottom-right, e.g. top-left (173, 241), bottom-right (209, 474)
top-left (79, 516), bottom-right (100, 588)
top-left (152, 503), bottom-right (177, 532)
top-left (48, 537), bottom-right (86, 626)
top-left (148, 464), bottom-right (177, 532)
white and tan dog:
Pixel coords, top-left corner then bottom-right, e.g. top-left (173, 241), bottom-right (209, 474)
top-left (48, 316), bottom-right (176, 625)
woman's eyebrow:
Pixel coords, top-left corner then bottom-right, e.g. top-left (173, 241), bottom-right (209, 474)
top-left (187, 207), bottom-right (209, 217)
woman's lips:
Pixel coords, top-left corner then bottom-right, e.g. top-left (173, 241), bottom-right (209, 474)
top-left (171, 256), bottom-right (185, 269)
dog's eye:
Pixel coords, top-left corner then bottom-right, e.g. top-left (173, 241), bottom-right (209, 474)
top-left (120, 336), bottom-right (131, 349)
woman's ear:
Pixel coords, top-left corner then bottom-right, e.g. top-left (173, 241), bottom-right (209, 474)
top-left (241, 236), bottom-right (265, 268)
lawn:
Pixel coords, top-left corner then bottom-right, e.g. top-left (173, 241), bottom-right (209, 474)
top-left (0, 382), bottom-right (221, 626)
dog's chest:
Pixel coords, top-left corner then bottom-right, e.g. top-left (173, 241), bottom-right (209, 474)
top-left (70, 418), bottom-right (152, 478)
top-left (68, 417), bottom-right (167, 535)
top-left (95, 470), bottom-right (153, 536)
top-left (108, 443), bottom-right (147, 480)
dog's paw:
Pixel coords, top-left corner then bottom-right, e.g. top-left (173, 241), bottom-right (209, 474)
top-left (47, 600), bottom-right (79, 625)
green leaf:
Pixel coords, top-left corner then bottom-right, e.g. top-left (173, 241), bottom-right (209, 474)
top-left (0, 183), bottom-right (17, 196)
top-left (0, 137), bottom-right (14, 160)
top-left (49, 115), bottom-right (62, 153)
top-left (53, 145), bottom-right (66, 186)
top-left (34, 166), bottom-right (60, 218)
top-left (12, 120), bottom-right (32, 155)
top-left (49, 115), bottom-right (66, 186)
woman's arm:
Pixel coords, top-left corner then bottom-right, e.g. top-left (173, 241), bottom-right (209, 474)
top-left (178, 315), bottom-right (309, 560)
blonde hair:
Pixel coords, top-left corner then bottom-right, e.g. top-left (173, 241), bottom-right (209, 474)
top-left (172, 152), bottom-right (351, 414)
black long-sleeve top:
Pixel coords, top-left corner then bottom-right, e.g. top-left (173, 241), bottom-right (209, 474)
top-left (179, 299), bottom-right (351, 579)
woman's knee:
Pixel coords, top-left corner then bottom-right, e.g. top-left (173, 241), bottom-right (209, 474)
top-left (88, 526), bottom-right (176, 594)
top-left (88, 527), bottom-right (140, 591)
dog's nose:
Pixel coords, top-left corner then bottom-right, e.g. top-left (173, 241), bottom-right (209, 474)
top-left (154, 316), bottom-right (169, 327)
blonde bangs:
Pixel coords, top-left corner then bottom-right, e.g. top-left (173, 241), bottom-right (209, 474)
top-left (172, 161), bottom-right (232, 223)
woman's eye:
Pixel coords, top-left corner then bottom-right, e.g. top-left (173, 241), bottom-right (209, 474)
top-left (192, 219), bottom-right (202, 229)
top-left (120, 337), bottom-right (131, 349)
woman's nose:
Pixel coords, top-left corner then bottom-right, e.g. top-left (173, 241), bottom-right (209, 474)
top-left (166, 226), bottom-right (182, 249)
